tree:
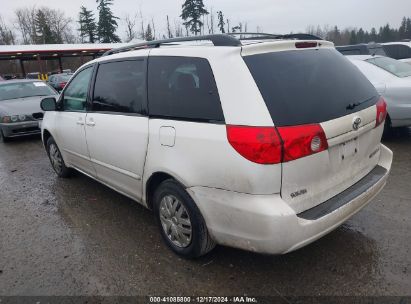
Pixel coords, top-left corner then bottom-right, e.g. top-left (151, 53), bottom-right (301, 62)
top-left (15, 7), bottom-right (37, 44)
top-left (96, 0), bottom-right (120, 43)
top-left (145, 23), bottom-right (154, 41)
top-left (217, 11), bottom-right (225, 33)
top-left (35, 9), bottom-right (56, 44)
top-left (79, 6), bottom-right (97, 43)
top-left (166, 15), bottom-right (173, 38)
top-left (181, 0), bottom-right (209, 35)
top-left (0, 16), bottom-right (15, 45)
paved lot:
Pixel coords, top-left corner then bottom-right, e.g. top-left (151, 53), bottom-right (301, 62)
top-left (0, 129), bottom-right (410, 296)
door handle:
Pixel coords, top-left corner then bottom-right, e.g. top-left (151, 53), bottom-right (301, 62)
top-left (76, 118), bottom-right (84, 125)
top-left (86, 120), bottom-right (95, 127)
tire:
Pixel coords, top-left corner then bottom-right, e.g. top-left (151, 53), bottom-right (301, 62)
top-left (382, 115), bottom-right (392, 139)
top-left (0, 129), bottom-right (9, 143)
top-left (46, 137), bottom-right (72, 178)
top-left (153, 179), bottom-right (216, 258)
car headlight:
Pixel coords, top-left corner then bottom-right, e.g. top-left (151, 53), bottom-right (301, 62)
top-left (1, 115), bottom-right (31, 123)
top-left (1, 116), bottom-right (11, 123)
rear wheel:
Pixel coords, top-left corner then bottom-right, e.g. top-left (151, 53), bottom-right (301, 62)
top-left (46, 137), bottom-right (71, 178)
top-left (153, 179), bottom-right (215, 258)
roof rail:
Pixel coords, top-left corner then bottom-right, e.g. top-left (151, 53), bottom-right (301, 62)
top-left (228, 32), bottom-right (323, 41)
top-left (102, 33), bottom-right (324, 57)
top-left (102, 34), bottom-right (241, 56)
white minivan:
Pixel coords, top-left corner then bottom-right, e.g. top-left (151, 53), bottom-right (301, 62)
top-left (40, 34), bottom-right (393, 258)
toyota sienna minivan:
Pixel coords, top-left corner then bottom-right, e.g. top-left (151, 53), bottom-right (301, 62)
top-left (40, 34), bottom-right (393, 258)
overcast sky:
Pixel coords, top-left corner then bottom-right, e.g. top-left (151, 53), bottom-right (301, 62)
top-left (1, 0), bottom-right (411, 41)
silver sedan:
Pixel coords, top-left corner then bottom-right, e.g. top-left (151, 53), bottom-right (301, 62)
top-left (0, 79), bottom-right (58, 142)
top-left (348, 55), bottom-right (411, 129)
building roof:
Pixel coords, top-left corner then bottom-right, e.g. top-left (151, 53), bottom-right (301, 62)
top-left (0, 42), bottom-right (136, 61)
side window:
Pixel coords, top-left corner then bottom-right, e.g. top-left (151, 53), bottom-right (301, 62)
top-left (148, 56), bottom-right (224, 122)
top-left (384, 45), bottom-right (400, 59)
top-left (62, 67), bottom-right (93, 112)
top-left (92, 60), bottom-right (146, 114)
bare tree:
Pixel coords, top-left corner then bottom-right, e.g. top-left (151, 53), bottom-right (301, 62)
top-left (15, 7), bottom-right (37, 44)
top-left (124, 13), bottom-right (138, 42)
top-left (0, 16), bottom-right (15, 45)
top-left (151, 18), bottom-right (156, 40)
top-left (46, 8), bottom-right (73, 43)
top-left (166, 15), bottom-right (173, 38)
top-left (174, 19), bottom-right (183, 37)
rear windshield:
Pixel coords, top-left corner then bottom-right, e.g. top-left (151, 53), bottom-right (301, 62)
top-left (366, 56), bottom-right (411, 78)
top-left (243, 49), bottom-right (379, 126)
top-left (0, 81), bottom-right (56, 101)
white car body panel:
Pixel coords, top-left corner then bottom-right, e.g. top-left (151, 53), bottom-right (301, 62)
top-left (348, 55), bottom-right (411, 127)
top-left (85, 113), bottom-right (148, 202)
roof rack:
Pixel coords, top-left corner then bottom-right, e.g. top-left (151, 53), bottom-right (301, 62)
top-left (103, 34), bottom-right (241, 56)
top-left (102, 33), bottom-right (323, 56)
top-left (228, 32), bottom-right (323, 41)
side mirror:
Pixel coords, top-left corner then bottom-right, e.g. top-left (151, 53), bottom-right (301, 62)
top-left (40, 97), bottom-right (57, 111)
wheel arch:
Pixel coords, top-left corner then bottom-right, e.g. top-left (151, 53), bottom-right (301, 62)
top-left (42, 129), bottom-right (52, 149)
top-left (145, 171), bottom-right (188, 210)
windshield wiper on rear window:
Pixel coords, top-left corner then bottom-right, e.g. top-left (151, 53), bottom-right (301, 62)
top-left (346, 96), bottom-right (376, 110)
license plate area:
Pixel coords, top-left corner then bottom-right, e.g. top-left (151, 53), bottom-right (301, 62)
top-left (340, 137), bottom-right (359, 160)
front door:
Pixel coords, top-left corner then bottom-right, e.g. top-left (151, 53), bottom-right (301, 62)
top-left (54, 66), bottom-right (95, 176)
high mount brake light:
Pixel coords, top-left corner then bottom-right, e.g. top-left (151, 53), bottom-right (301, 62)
top-left (226, 124), bottom-right (328, 164)
top-left (295, 42), bottom-right (318, 49)
top-left (375, 97), bottom-right (387, 128)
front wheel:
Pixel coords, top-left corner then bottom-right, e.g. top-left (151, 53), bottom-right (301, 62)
top-left (46, 137), bottom-right (71, 178)
top-left (0, 129), bottom-right (9, 143)
top-left (153, 179), bottom-right (216, 258)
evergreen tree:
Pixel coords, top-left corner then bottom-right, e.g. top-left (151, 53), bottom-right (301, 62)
top-left (399, 17), bottom-right (407, 39)
top-left (217, 11), bottom-right (225, 33)
top-left (145, 23), bottom-right (154, 41)
top-left (181, 0), bottom-right (209, 35)
top-left (96, 0), bottom-right (120, 43)
top-left (370, 27), bottom-right (378, 42)
top-left (349, 30), bottom-right (357, 44)
top-left (406, 18), bottom-right (411, 39)
top-left (78, 6), bottom-right (97, 43)
top-left (35, 9), bottom-right (55, 44)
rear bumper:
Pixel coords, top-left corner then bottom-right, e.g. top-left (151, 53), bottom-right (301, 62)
top-left (0, 121), bottom-right (41, 138)
top-left (188, 144), bottom-right (392, 254)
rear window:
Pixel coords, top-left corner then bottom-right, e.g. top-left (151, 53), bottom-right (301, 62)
top-left (243, 49), bottom-right (379, 126)
top-left (366, 56), bottom-right (411, 78)
top-left (383, 44), bottom-right (411, 60)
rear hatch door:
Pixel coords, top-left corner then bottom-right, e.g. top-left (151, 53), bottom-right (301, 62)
top-left (243, 47), bottom-right (383, 213)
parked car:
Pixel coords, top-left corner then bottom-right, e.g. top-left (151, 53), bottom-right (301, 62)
top-left (347, 55), bottom-right (411, 130)
top-left (26, 72), bottom-right (41, 80)
top-left (382, 42), bottom-right (411, 64)
top-left (336, 43), bottom-right (387, 56)
top-left (48, 73), bottom-right (73, 91)
top-left (0, 80), bottom-right (58, 142)
top-left (40, 34), bottom-right (392, 258)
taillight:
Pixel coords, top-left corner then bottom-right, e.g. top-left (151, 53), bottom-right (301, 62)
top-left (226, 126), bottom-right (282, 164)
top-left (277, 124), bottom-right (328, 162)
top-left (375, 97), bottom-right (387, 127)
top-left (226, 124), bottom-right (328, 164)
top-left (295, 42), bottom-right (318, 49)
